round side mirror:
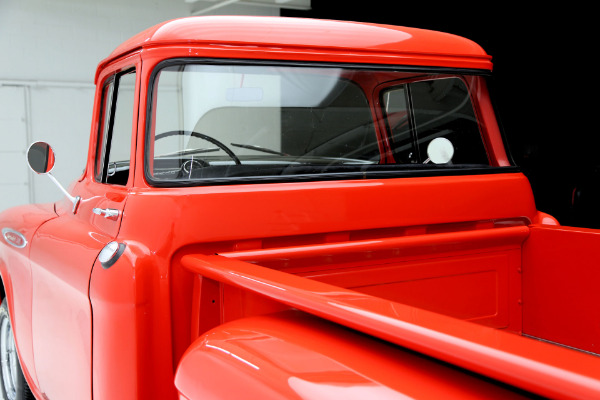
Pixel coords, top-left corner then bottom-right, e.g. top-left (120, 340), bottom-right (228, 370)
top-left (27, 141), bottom-right (56, 174)
top-left (427, 137), bottom-right (454, 164)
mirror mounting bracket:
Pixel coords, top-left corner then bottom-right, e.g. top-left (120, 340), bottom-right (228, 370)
top-left (47, 173), bottom-right (81, 213)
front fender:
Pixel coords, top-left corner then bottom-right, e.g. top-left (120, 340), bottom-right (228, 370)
top-left (0, 203), bottom-right (57, 395)
top-left (175, 311), bottom-right (528, 399)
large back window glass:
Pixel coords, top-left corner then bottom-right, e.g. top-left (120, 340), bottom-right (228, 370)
top-left (147, 63), bottom-right (492, 184)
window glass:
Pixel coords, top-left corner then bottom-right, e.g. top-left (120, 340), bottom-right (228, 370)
top-left (384, 77), bottom-right (488, 165)
top-left (95, 82), bottom-right (113, 181)
top-left (384, 87), bottom-right (416, 164)
top-left (151, 65), bottom-right (378, 175)
top-left (410, 78), bottom-right (488, 165)
top-left (95, 70), bottom-right (136, 185)
top-left (148, 63), bottom-right (493, 185)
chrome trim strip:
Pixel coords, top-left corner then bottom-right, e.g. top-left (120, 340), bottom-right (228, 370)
top-left (1, 228), bottom-right (27, 249)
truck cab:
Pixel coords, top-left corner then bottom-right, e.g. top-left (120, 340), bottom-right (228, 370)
top-left (2, 16), bottom-right (599, 400)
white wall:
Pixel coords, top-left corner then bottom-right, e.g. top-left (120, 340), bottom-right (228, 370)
top-left (0, 86), bottom-right (29, 210)
top-left (0, 0), bottom-right (285, 211)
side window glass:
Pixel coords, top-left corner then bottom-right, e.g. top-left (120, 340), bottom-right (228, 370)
top-left (95, 70), bottom-right (136, 185)
top-left (384, 86), bottom-right (416, 163)
top-left (95, 82), bottom-right (114, 181)
top-left (383, 77), bottom-right (489, 166)
top-left (410, 78), bottom-right (488, 165)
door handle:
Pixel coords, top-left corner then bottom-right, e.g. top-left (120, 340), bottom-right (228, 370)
top-left (93, 208), bottom-right (120, 220)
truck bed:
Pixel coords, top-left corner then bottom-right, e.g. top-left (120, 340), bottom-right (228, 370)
top-left (178, 221), bottom-right (600, 399)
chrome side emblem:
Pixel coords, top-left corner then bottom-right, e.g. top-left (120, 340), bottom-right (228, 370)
top-left (2, 228), bottom-right (27, 249)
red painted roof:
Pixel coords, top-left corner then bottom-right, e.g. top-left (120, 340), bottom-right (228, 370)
top-left (98, 16), bottom-right (492, 78)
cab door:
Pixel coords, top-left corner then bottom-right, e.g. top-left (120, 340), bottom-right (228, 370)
top-left (28, 64), bottom-right (139, 400)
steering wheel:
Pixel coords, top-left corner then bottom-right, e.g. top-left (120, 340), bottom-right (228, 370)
top-left (155, 130), bottom-right (241, 165)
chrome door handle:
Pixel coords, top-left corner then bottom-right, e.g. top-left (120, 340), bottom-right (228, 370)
top-left (93, 208), bottom-right (120, 220)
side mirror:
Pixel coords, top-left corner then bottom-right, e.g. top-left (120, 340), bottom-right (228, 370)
top-left (27, 142), bottom-right (81, 213)
top-left (426, 137), bottom-right (454, 164)
top-left (27, 142), bottom-right (56, 174)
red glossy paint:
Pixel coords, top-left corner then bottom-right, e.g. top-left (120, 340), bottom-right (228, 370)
top-left (0, 15), bottom-right (599, 400)
top-left (176, 311), bottom-right (533, 399)
top-left (98, 16), bottom-right (492, 82)
top-left (523, 225), bottom-right (600, 354)
top-left (0, 203), bottom-right (57, 394)
top-left (180, 252), bottom-right (600, 399)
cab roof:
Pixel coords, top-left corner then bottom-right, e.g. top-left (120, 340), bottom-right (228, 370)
top-left (97, 16), bottom-right (492, 81)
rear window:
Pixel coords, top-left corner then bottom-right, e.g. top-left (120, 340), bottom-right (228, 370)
top-left (147, 62), bottom-right (494, 185)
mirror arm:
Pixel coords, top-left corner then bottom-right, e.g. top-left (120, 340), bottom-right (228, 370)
top-left (46, 173), bottom-right (81, 214)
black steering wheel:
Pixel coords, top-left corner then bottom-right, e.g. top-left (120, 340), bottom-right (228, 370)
top-left (155, 130), bottom-right (241, 165)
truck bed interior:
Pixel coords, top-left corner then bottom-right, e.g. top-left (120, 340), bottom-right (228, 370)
top-left (174, 219), bottom-right (600, 357)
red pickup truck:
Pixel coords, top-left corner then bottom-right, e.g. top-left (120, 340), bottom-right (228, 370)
top-left (2, 15), bottom-right (600, 400)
